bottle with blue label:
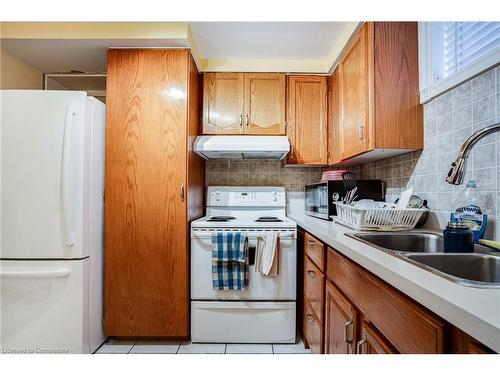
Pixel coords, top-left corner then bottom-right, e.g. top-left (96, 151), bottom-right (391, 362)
top-left (450, 180), bottom-right (487, 242)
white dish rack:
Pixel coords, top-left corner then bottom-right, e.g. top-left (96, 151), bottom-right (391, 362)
top-left (333, 202), bottom-right (426, 231)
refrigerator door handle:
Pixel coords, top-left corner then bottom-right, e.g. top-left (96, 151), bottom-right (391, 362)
top-left (0, 268), bottom-right (71, 279)
top-left (61, 106), bottom-right (75, 247)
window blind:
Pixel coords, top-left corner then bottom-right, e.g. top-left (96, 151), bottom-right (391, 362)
top-left (440, 22), bottom-right (500, 80)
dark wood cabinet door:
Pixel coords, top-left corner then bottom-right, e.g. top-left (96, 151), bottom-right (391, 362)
top-left (357, 320), bottom-right (397, 354)
top-left (105, 49), bottom-right (189, 337)
top-left (324, 281), bottom-right (358, 354)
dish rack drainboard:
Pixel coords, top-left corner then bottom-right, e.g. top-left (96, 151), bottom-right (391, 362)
top-left (334, 203), bottom-right (426, 231)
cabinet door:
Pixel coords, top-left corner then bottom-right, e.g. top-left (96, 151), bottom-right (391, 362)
top-left (339, 23), bottom-right (373, 159)
top-left (373, 22), bottom-right (423, 149)
top-left (327, 68), bottom-right (342, 164)
top-left (243, 73), bottom-right (285, 134)
top-left (304, 256), bottom-right (325, 324)
top-left (324, 281), bottom-right (358, 354)
top-left (357, 320), bottom-right (397, 354)
top-left (327, 248), bottom-right (446, 353)
top-left (105, 49), bottom-right (189, 337)
top-left (286, 75), bottom-right (328, 165)
top-left (203, 73), bottom-right (244, 134)
top-left (303, 298), bottom-right (324, 354)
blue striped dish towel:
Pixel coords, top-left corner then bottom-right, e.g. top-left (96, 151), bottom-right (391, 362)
top-left (212, 232), bottom-right (249, 290)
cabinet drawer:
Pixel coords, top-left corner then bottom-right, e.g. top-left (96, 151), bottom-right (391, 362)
top-left (304, 256), bottom-right (325, 323)
top-left (304, 232), bottom-right (325, 271)
top-left (327, 248), bottom-right (446, 353)
top-left (303, 298), bottom-right (324, 354)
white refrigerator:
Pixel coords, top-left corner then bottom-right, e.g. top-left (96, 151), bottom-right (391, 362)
top-left (0, 90), bottom-right (106, 354)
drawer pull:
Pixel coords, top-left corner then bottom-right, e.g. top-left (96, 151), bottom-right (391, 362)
top-left (356, 336), bottom-right (367, 354)
top-left (306, 314), bottom-right (316, 323)
top-left (307, 269), bottom-right (317, 277)
top-left (307, 239), bottom-right (317, 245)
top-left (344, 320), bottom-right (353, 343)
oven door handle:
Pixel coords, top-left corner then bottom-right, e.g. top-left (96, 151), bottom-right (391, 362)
top-left (192, 232), bottom-right (296, 240)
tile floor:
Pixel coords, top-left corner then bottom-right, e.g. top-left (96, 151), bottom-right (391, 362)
top-left (96, 338), bottom-right (311, 354)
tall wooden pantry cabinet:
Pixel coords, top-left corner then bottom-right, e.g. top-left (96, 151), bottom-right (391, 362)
top-left (104, 49), bottom-right (204, 338)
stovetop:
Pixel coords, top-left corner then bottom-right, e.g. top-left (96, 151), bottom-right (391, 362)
top-left (255, 216), bottom-right (284, 222)
top-left (194, 186), bottom-right (295, 229)
top-left (207, 216), bottom-right (237, 222)
top-left (192, 215), bottom-right (296, 229)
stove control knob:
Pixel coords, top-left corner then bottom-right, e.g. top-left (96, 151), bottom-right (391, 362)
top-left (214, 191), bottom-right (221, 201)
top-left (272, 191), bottom-right (278, 201)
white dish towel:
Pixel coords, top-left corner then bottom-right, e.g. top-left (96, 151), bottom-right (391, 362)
top-left (254, 232), bottom-right (280, 276)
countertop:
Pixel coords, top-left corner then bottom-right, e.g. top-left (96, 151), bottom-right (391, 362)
top-left (288, 211), bottom-right (500, 352)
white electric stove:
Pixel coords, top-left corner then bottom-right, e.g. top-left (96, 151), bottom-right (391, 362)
top-left (190, 186), bottom-right (297, 343)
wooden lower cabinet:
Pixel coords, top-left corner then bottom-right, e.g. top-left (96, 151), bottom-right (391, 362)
top-left (304, 256), bottom-right (325, 323)
top-left (357, 320), bottom-right (398, 354)
top-left (450, 326), bottom-right (495, 354)
top-left (324, 281), bottom-right (358, 354)
top-left (299, 228), bottom-right (496, 354)
top-left (327, 247), bottom-right (446, 353)
top-left (303, 298), bottom-right (324, 354)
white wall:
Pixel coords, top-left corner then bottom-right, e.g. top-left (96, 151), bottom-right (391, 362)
top-left (0, 48), bottom-right (42, 89)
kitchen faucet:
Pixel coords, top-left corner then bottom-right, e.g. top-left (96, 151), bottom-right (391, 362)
top-left (446, 120), bottom-right (500, 185)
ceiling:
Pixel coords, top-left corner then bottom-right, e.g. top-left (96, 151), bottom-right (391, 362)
top-left (189, 22), bottom-right (347, 60)
top-left (1, 22), bottom-right (357, 73)
top-left (0, 38), bottom-right (189, 73)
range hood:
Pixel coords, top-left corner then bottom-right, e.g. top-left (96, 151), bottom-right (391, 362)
top-left (194, 136), bottom-right (290, 160)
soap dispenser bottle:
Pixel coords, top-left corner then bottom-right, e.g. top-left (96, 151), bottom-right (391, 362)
top-left (450, 180), bottom-right (487, 242)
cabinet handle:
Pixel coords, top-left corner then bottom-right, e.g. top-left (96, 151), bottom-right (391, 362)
top-left (358, 125), bottom-right (364, 142)
top-left (306, 314), bottom-right (315, 323)
top-left (307, 269), bottom-right (316, 277)
top-left (307, 239), bottom-right (317, 245)
top-left (239, 114), bottom-right (243, 128)
top-left (245, 114), bottom-right (249, 127)
top-left (358, 113), bottom-right (365, 142)
top-left (344, 320), bottom-right (353, 343)
top-left (356, 336), bottom-right (367, 354)
top-left (180, 183), bottom-right (185, 202)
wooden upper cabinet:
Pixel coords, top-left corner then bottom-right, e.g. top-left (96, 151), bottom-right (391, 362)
top-left (338, 23), bottom-right (372, 160)
top-left (328, 22), bottom-right (423, 164)
top-left (328, 69), bottom-right (342, 165)
top-left (357, 320), bottom-right (398, 354)
top-left (373, 22), bottom-right (422, 149)
top-left (203, 73), bottom-right (244, 134)
top-left (244, 73), bottom-right (286, 134)
top-left (202, 72), bottom-right (285, 135)
top-left (324, 281), bottom-right (358, 354)
top-left (286, 75), bottom-right (328, 165)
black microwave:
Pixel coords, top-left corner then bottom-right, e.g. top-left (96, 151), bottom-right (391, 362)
top-left (305, 180), bottom-right (385, 220)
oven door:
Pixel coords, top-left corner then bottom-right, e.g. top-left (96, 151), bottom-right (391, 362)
top-left (190, 230), bottom-right (296, 301)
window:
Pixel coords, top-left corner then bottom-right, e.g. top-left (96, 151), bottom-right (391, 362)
top-left (419, 22), bottom-right (500, 103)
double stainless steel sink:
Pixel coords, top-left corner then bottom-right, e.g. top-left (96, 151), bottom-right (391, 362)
top-left (347, 232), bottom-right (500, 288)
